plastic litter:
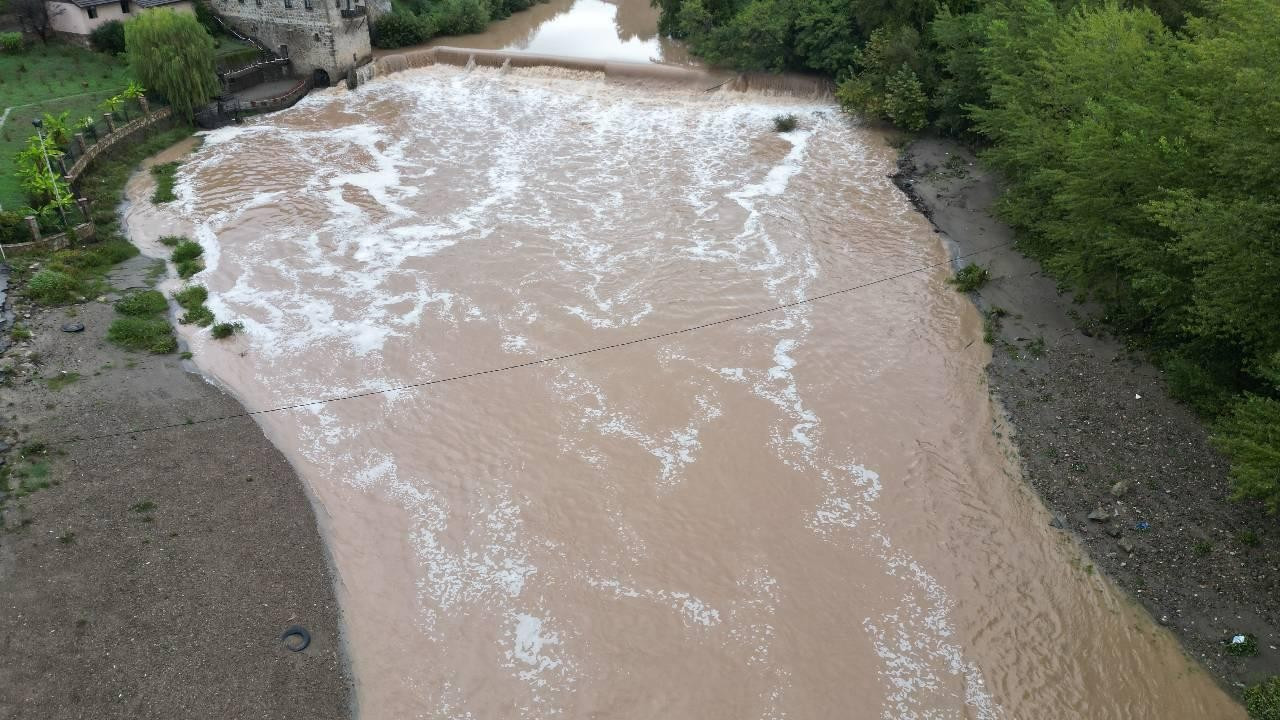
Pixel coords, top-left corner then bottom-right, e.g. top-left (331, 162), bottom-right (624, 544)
top-left (1136, 521), bottom-right (1151, 531)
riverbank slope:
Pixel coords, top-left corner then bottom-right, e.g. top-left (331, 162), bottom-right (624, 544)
top-left (0, 148), bottom-right (352, 718)
top-left (894, 136), bottom-right (1280, 697)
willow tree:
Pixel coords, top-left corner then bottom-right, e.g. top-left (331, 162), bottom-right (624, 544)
top-left (125, 11), bottom-right (219, 122)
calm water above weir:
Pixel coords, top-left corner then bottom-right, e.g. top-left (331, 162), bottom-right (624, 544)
top-left (127, 8), bottom-right (1243, 718)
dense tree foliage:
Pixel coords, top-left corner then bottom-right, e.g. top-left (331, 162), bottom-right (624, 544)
top-left (89, 20), bottom-right (127, 55)
top-left (372, 0), bottom-right (544, 48)
top-left (124, 11), bottom-right (219, 122)
top-left (656, 0), bottom-right (1280, 509)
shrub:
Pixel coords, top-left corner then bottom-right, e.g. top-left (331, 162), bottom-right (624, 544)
top-left (173, 284), bottom-right (208, 308)
top-left (159, 235), bottom-right (183, 246)
top-left (1164, 353), bottom-right (1234, 417)
top-left (175, 259), bottom-right (204, 279)
top-left (949, 263), bottom-right (990, 292)
top-left (210, 321), bottom-right (243, 339)
top-left (181, 305), bottom-right (215, 326)
top-left (107, 316), bottom-right (177, 353)
top-left (89, 20), bottom-right (127, 56)
top-left (773, 114), bottom-right (798, 132)
top-left (0, 32), bottom-right (23, 54)
top-left (170, 239), bottom-right (203, 263)
top-left (150, 161), bottom-right (180, 203)
top-left (175, 284), bottom-right (214, 326)
top-left (1246, 677), bottom-right (1280, 720)
top-left (432, 0), bottom-right (487, 36)
top-left (27, 269), bottom-right (80, 303)
top-left (115, 290), bottom-right (168, 316)
top-left (0, 210), bottom-right (35, 245)
top-left (1213, 395), bottom-right (1280, 514)
top-left (371, 11), bottom-right (435, 48)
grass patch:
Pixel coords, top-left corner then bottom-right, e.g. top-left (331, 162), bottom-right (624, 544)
top-left (158, 235), bottom-right (183, 247)
top-left (45, 372), bottom-right (81, 391)
top-left (949, 264), bottom-right (991, 292)
top-left (1226, 633), bottom-right (1259, 657)
top-left (1237, 530), bottom-right (1261, 548)
top-left (170, 240), bottom-right (203, 263)
top-left (129, 500), bottom-right (156, 513)
top-left (179, 350), bottom-right (193, 360)
top-left (175, 260), bottom-right (204, 279)
top-left (982, 306), bottom-right (1008, 344)
top-left (210, 321), bottom-right (243, 339)
top-left (0, 42), bottom-right (132, 209)
top-left (174, 284), bottom-right (214, 326)
top-left (150, 161), bottom-right (180, 204)
top-left (773, 114), bottom-right (798, 132)
top-left (11, 324), bottom-right (32, 341)
top-left (1025, 336), bottom-right (1046, 358)
top-left (1246, 677), bottom-right (1280, 720)
top-left (114, 290), bottom-right (168, 316)
top-left (107, 316), bottom-right (176, 353)
top-left (56, 530), bottom-right (76, 545)
top-left (26, 269), bottom-right (80, 303)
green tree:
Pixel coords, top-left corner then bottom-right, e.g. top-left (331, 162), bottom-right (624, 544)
top-left (125, 11), bottom-right (219, 122)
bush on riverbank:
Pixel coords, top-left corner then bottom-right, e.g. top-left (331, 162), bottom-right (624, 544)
top-left (1248, 677), bottom-right (1280, 720)
top-left (948, 264), bottom-right (989, 293)
top-left (107, 316), bottom-right (177, 353)
top-left (174, 284), bottom-right (214, 327)
top-left (115, 290), bottom-right (168, 316)
top-left (150, 162), bottom-right (180, 204)
top-left (373, 0), bottom-right (544, 48)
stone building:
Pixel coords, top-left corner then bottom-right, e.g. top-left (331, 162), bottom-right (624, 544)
top-left (213, 0), bottom-right (373, 86)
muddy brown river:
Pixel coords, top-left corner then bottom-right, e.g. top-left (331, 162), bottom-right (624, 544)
top-left (123, 5), bottom-right (1244, 717)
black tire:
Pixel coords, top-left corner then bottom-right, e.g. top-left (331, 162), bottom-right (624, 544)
top-left (280, 625), bottom-right (311, 652)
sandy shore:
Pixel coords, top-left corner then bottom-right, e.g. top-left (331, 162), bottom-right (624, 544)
top-left (895, 137), bottom-right (1279, 698)
top-left (0, 148), bottom-right (352, 718)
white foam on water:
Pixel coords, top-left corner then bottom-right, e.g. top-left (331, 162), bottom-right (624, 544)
top-left (552, 370), bottom-right (723, 489)
top-left (176, 65), bottom-right (1002, 718)
top-left (586, 576), bottom-right (722, 627)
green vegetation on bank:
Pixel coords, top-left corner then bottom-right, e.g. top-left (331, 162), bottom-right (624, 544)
top-left (150, 161), bottom-right (180, 203)
top-left (124, 11), bottom-right (218, 122)
top-left (372, 0), bottom-right (549, 48)
top-left (1249, 677), bottom-right (1280, 720)
top-left (0, 43), bottom-right (131, 209)
top-left (655, 0), bottom-right (1280, 514)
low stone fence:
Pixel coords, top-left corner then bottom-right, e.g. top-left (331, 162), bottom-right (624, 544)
top-left (65, 103), bottom-right (174, 182)
top-left (243, 77), bottom-right (312, 112)
top-left (1, 221), bottom-right (96, 257)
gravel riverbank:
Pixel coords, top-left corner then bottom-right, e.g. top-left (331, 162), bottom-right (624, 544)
top-left (895, 137), bottom-right (1279, 700)
top-left (0, 151), bottom-right (352, 718)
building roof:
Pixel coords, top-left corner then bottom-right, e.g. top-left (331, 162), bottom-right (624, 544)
top-left (61, 0), bottom-right (188, 9)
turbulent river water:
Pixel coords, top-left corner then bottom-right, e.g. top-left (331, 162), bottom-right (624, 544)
top-left (123, 5), bottom-right (1244, 717)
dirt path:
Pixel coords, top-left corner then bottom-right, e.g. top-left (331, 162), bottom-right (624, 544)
top-left (0, 154), bottom-right (352, 718)
top-left (895, 136), bottom-right (1280, 699)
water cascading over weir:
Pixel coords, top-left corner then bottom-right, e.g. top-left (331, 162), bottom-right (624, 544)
top-left (348, 46), bottom-right (834, 98)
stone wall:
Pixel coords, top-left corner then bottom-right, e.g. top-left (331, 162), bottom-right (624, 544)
top-left (212, 0), bottom-right (371, 83)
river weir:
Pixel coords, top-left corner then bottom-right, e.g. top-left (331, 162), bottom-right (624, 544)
top-left (133, 36), bottom-right (1243, 719)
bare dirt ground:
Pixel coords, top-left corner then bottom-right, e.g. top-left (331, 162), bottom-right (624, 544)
top-left (895, 136), bottom-right (1279, 699)
top-left (0, 174), bottom-right (352, 717)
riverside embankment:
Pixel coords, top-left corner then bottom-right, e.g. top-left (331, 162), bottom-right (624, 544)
top-left (895, 136), bottom-right (1280, 700)
top-left (0, 140), bottom-right (352, 719)
top-left (139, 58), bottom-right (1245, 718)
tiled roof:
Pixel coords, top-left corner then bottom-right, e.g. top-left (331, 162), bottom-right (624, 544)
top-left (62, 0), bottom-right (187, 9)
